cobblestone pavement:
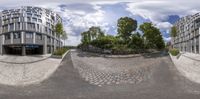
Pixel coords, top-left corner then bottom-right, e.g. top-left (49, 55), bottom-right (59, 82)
top-left (0, 58), bottom-right (61, 85)
top-left (0, 51), bottom-right (200, 99)
top-left (71, 50), bottom-right (161, 86)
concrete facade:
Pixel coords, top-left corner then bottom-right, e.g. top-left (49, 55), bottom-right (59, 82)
top-left (173, 13), bottom-right (200, 54)
top-left (0, 6), bottom-right (63, 55)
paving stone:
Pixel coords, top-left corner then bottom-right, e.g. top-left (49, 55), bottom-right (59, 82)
top-left (71, 51), bottom-right (157, 86)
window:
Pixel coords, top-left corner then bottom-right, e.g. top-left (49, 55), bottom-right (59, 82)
top-left (32, 18), bottom-right (37, 22)
top-left (27, 13), bottom-right (32, 16)
top-left (46, 22), bottom-right (50, 27)
top-left (45, 27), bottom-right (48, 32)
top-left (26, 32), bottom-right (33, 39)
top-left (3, 19), bottom-right (9, 24)
top-left (2, 25), bottom-right (8, 32)
top-left (38, 19), bottom-right (42, 23)
top-left (27, 17), bottom-right (31, 21)
top-left (13, 32), bottom-right (21, 39)
top-left (47, 36), bottom-right (51, 42)
top-left (36, 33), bottom-right (42, 40)
top-left (49, 29), bottom-right (51, 34)
top-left (7, 14), bottom-right (11, 18)
top-left (15, 22), bottom-right (20, 30)
top-left (10, 23), bottom-right (14, 31)
top-left (12, 17), bottom-right (19, 22)
top-left (21, 17), bottom-right (25, 22)
top-left (27, 23), bottom-right (35, 30)
top-left (37, 24), bottom-right (39, 30)
top-left (52, 39), bottom-right (54, 44)
top-left (5, 34), bottom-right (10, 40)
top-left (35, 14), bottom-right (41, 18)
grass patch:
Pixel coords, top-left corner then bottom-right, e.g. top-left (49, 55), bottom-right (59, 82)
top-left (53, 47), bottom-right (69, 56)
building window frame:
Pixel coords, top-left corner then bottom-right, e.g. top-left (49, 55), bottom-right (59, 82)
top-left (13, 32), bottom-right (21, 39)
top-left (26, 32), bottom-right (33, 39)
top-left (5, 33), bottom-right (11, 40)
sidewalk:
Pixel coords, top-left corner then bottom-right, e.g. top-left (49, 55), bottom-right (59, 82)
top-left (0, 54), bottom-right (51, 64)
top-left (0, 54), bottom-right (63, 86)
top-left (170, 52), bottom-right (200, 84)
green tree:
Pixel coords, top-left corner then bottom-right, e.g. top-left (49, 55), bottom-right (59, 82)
top-left (117, 17), bottom-right (137, 42)
top-left (90, 35), bottom-right (117, 49)
top-left (55, 22), bottom-right (64, 48)
top-left (81, 31), bottom-right (90, 45)
top-left (170, 26), bottom-right (177, 37)
top-left (81, 26), bottom-right (105, 45)
top-left (170, 26), bottom-right (177, 48)
top-left (139, 22), bottom-right (165, 49)
top-left (55, 22), bottom-right (64, 36)
top-left (88, 26), bottom-right (105, 40)
top-left (61, 31), bottom-right (68, 46)
top-left (129, 32), bottom-right (143, 49)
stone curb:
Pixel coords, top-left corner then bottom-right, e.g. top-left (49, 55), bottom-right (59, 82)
top-left (62, 50), bottom-right (70, 59)
top-left (103, 54), bottom-right (141, 58)
top-left (181, 54), bottom-right (200, 61)
top-left (0, 56), bottom-right (51, 64)
top-left (51, 50), bottom-right (70, 60)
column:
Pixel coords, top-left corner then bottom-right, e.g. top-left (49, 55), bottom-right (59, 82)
top-left (21, 31), bottom-right (24, 43)
top-left (54, 39), bottom-right (56, 51)
top-left (194, 38), bottom-right (197, 53)
top-left (22, 45), bottom-right (26, 56)
top-left (11, 32), bottom-right (13, 44)
top-left (51, 38), bottom-right (53, 53)
top-left (199, 36), bottom-right (200, 54)
top-left (43, 35), bottom-right (47, 54)
top-left (33, 32), bottom-right (36, 44)
top-left (0, 35), bottom-right (3, 55)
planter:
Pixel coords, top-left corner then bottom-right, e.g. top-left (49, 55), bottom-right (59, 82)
top-left (51, 50), bottom-right (70, 59)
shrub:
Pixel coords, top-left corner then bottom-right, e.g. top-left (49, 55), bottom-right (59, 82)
top-left (53, 48), bottom-right (69, 56)
top-left (169, 48), bottom-right (179, 56)
top-left (90, 35), bottom-right (117, 49)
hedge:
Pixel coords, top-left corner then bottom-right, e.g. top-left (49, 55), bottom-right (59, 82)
top-left (169, 48), bottom-right (179, 56)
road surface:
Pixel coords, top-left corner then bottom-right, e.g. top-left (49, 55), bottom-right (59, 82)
top-left (0, 50), bottom-right (200, 99)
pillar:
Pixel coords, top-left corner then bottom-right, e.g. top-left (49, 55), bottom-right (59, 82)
top-left (21, 31), bottom-right (24, 43)
top-left (11, 32), bottom-right (13, 44)
top-left (199, 36), bottom-right (200, 54)
top-left (33, 32), bottom-right (36, 44)
top-left (22, 45), bottom-right (26, 56)
top-left (194, 38), bottom-right (197, 53)
top-left (43, 35), bottom-right (47, 54)
top-left (0, 35), bottom-right (3, 55)
top-left (54, 39), bottom-right (56, 51)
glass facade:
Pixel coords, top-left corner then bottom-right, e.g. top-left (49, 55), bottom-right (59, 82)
top-left (0, 6), bottom-right (63, 55)
top-left (13, 32), bottom-right (21, 39)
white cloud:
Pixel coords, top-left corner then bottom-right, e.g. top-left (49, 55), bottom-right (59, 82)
top-left (2, 0), bottom-right (200, 45)
top-left (126, 0), bottom-right (200, 37)
top-left (48, 3), bottom-right (111, 45)
top-left (156, 22), bottom-right (172, 30)
top-left (163, 37), bottom-right (171, 42)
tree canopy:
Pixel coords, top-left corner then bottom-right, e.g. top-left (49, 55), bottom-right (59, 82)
top-left (139, 22), bottom-right (165, 49)
top-left (79, 17), bottom-right (166, 54)
top-left (55, 22), bottom-right (64, 36)
top-left (117, 17), bottom-right (137, 42)
top-left (170, 26), bottom-right (177, 37)
top-left (81, 27), bottom-right (105, 45)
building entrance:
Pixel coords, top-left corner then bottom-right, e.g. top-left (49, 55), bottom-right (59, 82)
top-left (3, 45), bottom-right (43, 55)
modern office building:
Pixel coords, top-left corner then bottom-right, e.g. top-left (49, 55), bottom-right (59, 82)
top-left (172, 12), bottom-right (200, 54)
top-left (0, 6), bottom-right (63, 55)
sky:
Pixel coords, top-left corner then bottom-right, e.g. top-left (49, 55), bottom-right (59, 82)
top-left (0, 0), bottom-right (200, 46)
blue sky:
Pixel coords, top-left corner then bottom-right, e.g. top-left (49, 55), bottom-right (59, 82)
top-left (0, 0), bottom-right (199, 46)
